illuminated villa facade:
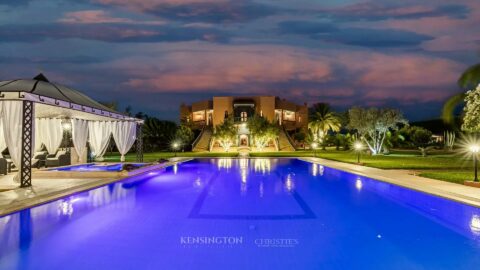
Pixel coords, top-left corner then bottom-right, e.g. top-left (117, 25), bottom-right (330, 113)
top-left (180, 96), bottom-right (308, 151)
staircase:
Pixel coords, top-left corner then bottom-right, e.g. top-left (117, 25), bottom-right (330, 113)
top-left (192, 126), bottom-right (212, 152)
top-left (277, 128), bottom-right (296, 151)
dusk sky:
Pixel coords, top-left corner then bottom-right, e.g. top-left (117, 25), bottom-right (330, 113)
top-left (1, 0), bottom-right (479, 121)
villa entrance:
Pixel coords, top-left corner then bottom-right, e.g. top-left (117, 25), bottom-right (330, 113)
top-left (239, 135), bottom-right (249, 146)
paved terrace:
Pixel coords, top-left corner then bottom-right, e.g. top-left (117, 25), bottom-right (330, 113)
top-left (0, 158), bottom-right (191, 216)
top-left (301, 157), bottom-right (480, 208)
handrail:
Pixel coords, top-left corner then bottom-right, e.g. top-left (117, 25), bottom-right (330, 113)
top-left (191, 125), bottom-right (206, 150)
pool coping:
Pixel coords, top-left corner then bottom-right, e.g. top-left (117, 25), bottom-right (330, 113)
top-left (34, 162), bottom-right (161, 179)
top-left (300, 157), bottom-right (480, 208)
top-left (0, 158), bottom-right (193, 217)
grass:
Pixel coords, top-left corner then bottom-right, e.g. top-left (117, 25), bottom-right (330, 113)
top-left (104, 148), bottom-right (476, 185)
top-left (418, 170), bottom-right (474, 185)
top-left (104, 151), bottom-right (238, 162)
top-left (251, 149), bottom-right (470, 169)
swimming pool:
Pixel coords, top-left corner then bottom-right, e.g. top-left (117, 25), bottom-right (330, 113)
top-left (49, 163), bottom-right (145, 172)
top-left (1, 158), bottom-right (479, 269)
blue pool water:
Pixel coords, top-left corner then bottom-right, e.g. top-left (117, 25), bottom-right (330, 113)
top-left (1, 158), bottom-right (479, 269)
top-left (50, 163), bottom-right (144, 172)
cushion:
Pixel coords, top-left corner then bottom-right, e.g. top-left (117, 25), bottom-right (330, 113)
top-left (56, 151), bottom-right (67, 158)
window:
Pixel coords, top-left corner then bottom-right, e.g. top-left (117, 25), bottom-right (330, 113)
top-left (192, 111), bottom-right (205, 121)
top-left (224, 110), bottom-right (229, 118)
top-left (283, 110), bottom-right (295, 121)
top-left (241, 111), bottom-right (247, 122)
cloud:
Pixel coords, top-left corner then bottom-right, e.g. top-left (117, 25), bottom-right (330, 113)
top-left (0, 23), bottom-right (229, 43)
top-left (100, 43), bottom-right (462, 104)
top-left (0, 0), bottom-right (31, 7)
top-left (336, 52), bottom-right (463, 90)
top-left (59, 10), bottom-right (165, 25)
top-left (278, 20), bottom-right (338, 35)
top-left (319, 27), bottom-right (433, 47)
top-left (0, 55), bottom-right (103, 64)
top-left (277, 20), bottom-right (432, 47)
top-left (320, 2), bottom-right (469, 21)
top-left (112, 45), bottom-right (333, 92)
top-left (93, 0), bottom-right (280, 23)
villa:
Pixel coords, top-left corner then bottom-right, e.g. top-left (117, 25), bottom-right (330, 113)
top-left (180, 96), bottom-right (308, 151)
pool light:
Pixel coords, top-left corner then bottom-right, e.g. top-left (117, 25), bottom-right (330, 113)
top-left (471, 215), bottom-right (480, 234)
top-left (469, 144), bottom-right (479, 182)
top-left (355, 178), bottom-right (363, 191)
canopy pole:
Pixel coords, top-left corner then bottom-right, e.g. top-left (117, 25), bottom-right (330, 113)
top-left (136, 124), bottom-right (143, 162)
top-left (20, 100), bottom-right (33, 188)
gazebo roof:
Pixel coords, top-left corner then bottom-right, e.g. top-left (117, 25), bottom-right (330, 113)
top-left (0, 74), bottom-right (140, 122)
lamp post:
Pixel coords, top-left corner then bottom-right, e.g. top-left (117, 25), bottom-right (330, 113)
top-left (354, 141), bottom-right (363, 164)
top-left (311, 142), bottom-right (318, 157)
top-left (470, 144), bottom-right (479, 182)
top-left (172, 142), bottom-right (179, 157)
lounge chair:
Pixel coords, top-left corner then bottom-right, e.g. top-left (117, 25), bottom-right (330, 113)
top-left (45, 151), bottom-right (71, 168)
top-left (33, 151), bottom-right (47, 168)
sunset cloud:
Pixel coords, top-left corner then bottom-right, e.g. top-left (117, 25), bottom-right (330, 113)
top-left (59, 10), bottom-right (165, 25)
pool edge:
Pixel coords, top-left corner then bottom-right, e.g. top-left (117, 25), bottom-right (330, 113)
top-left (299, 157), bottom-right (480, 208)
top-left (0, 158), bottom-right (193, 217)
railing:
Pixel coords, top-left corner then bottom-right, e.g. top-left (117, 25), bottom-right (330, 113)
top-left (191, 125), bottom-right (206, 150)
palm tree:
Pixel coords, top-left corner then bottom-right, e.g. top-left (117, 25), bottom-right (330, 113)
top-left (442, 57), bottom-right (480, 126)
top-left (458, 63), bottom-right (480, 89)
top-left (308, 103), bottom-right (341, 149)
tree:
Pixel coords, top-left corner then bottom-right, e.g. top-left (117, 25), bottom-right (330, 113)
top-left (462, 84), bottom-right (480, 132)
top-left (348, 107), bottom-right (407, 155)
top-left (213, 118), bottom-right (237, 152)
top-left (458, 63), bottom-right (480, 89)
top-left (410, 126), bottom-right (433, 157)
top-left (142, 117), bottom-right (177, 151)
top-left (442, 54), bottom-right (480, 125)
top-left (247, 115), bottom-right (279, 151)
top-left (308, 103), bottom-right (341, 144)
top-left (175, 125), bottom-right (194, 151)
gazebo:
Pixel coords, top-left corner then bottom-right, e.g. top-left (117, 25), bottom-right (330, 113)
top-left (0, 74), bottom-right (144, 188)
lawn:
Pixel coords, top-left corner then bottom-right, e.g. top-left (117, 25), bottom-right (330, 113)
top-left (104, 151), bottom-right (238, 162)
top-left (251, 149), bottom-right (470, 169)
top-left (251, 149), bottom-right (475, 184)
top-left (104, 149), bottom-right (476, 185)
top-left (418, 170), bottom-right (474, 185)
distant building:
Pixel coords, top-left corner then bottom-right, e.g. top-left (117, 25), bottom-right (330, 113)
top-left (180, 96), bottom-right (307, 130)
top-left (180, 96), bottom-right (307, 151)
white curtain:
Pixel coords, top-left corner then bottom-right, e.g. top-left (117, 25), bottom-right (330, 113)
top-left (0, 101), bottom-right (24, 183)
top-left (112, 121), bottom-right (137, 162)
top-left (88, 121), bottom-right (112, 161)
top-left (34, 118), bottom-right (42, 151)
top-left (37, 118), bottom-right (63, 155)
top-left (0, 119), bottom-right (7, 157)
top-left (72, 119), bottom-right (89, 162)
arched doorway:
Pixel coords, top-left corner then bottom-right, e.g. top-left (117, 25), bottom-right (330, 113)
top-left (239, 134), bottom-right (249, 146)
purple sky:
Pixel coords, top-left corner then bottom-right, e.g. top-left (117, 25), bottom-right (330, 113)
top-left (1, 0), bottom-right (479, 121)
